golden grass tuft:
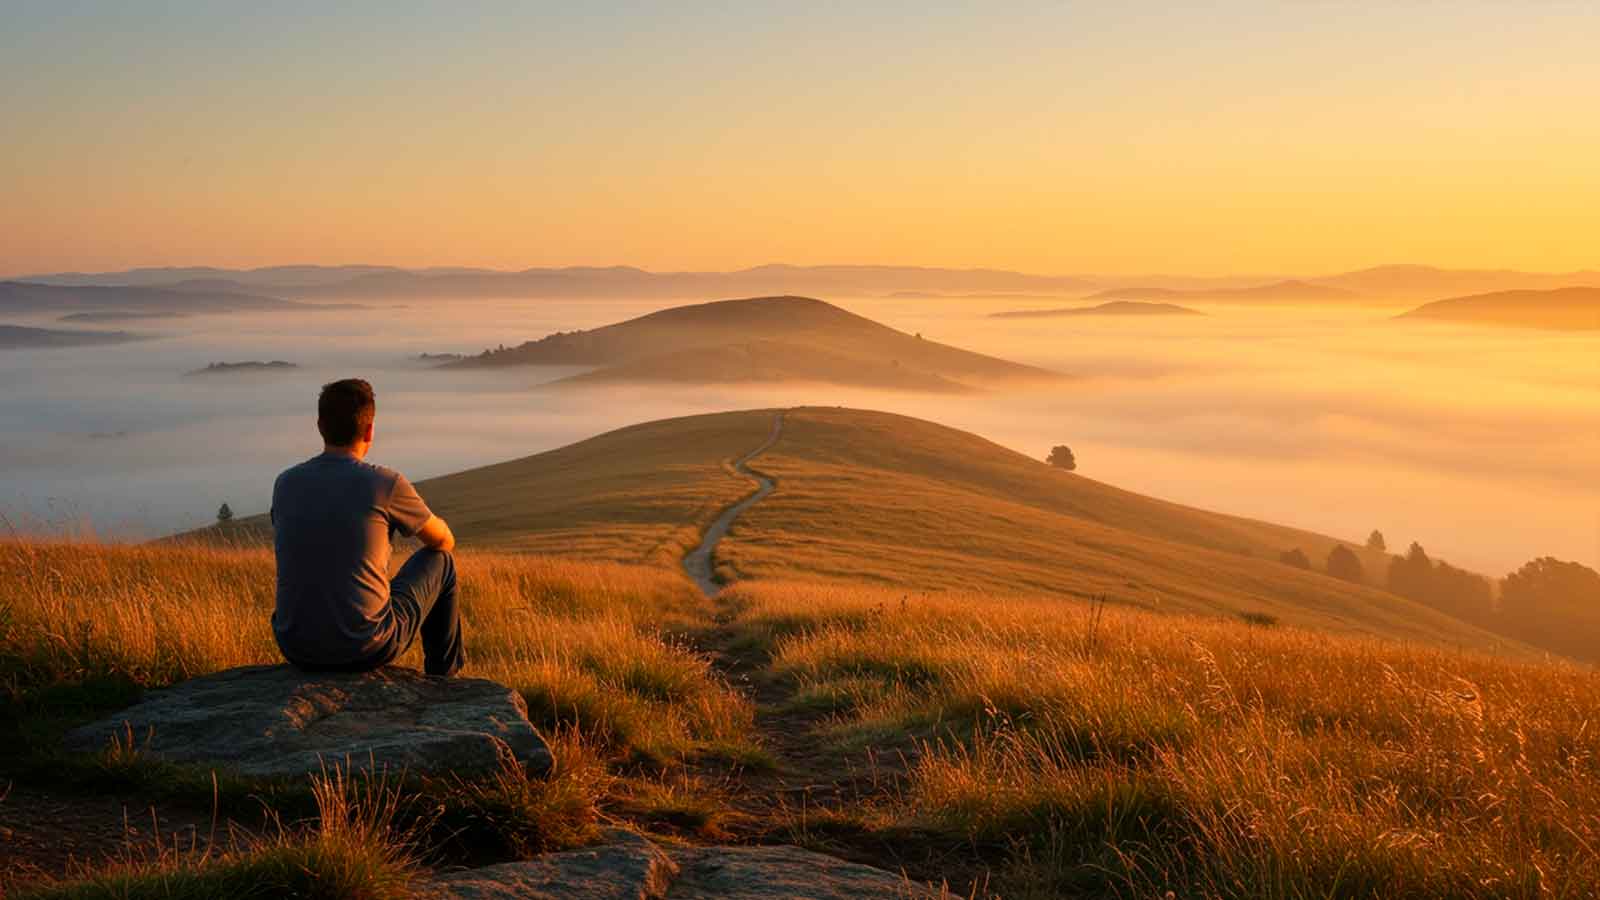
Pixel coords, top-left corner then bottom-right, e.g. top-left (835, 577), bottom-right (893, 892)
top-left (12, 765), bottom-right (418, 900)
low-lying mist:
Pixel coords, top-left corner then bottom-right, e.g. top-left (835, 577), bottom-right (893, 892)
top-left (1, 296), bottom-right (1594, 576)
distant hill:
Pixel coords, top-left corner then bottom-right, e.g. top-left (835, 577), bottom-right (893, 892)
top-left (184, 360), bottom-right (299, 376)
top-left (553, 339), bottom-right (975, 393)
top-left (451, 296), bottom-right (1060, 391)
top-left (0, 323), bottom-right (144, 349)
top-left (19, 264), bottom-right (1095, 301)
top-left (1397, 286), bottom-right (1600, 330)
top-left (1085, 279), bottom-right (1357, 304)
top-left (203, 407), bottom-right (1520, 654)
top-left (0, 281), bottom-right (293, 315)
top-left (990, 300), bottom-right (1203, 319)
top-left (18, 265), bottom-right (420, 289)
top-left (59, 310), bottom-right (188, 323)
top-left (1314, 264), bottom-right (1600, 300)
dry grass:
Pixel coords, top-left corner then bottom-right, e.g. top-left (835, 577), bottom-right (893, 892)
top-left (723, 579), bottom-right (1600, 898)
top-left (11, 766), bottom-right (419, 900)
top-left (718, 408), bottom-right (1517, 652)
top-left (6, 527), bottom-right (1597, 895)
top-left (0, 539), bottom-right (752, 763)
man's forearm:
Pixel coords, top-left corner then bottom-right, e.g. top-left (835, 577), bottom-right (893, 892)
top-left (416, 515), bottom-right (456, 552)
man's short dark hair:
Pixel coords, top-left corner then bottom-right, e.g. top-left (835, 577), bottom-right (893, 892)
top-left (318, 379), bottom-right (375, 446)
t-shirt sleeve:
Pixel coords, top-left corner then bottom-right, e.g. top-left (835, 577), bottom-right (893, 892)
top-left (386, 472), bottom-right (435, 538)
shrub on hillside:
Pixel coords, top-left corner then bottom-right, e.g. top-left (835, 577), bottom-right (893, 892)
top-left (1278, 548), bottom-right (1311, 570)
top-left (1326, 544), bottom-right (1365, 583)
top-left (1046, 445), bottom-right (1076, 470)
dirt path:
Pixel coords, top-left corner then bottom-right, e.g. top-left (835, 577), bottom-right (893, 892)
top-left (671, 413), bottom-right (981, 890)
top-left (683, 411), bottom-right (785, 597)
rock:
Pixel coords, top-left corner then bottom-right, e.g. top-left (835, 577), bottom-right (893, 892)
top-left (418, 830), bottom-right (677, 899)
top-left (419, 833), bottom-right (936, 899)
top-left (64, 664), bottom-right (551, 779)
top-left (669, 845), bottom-right (934, 899)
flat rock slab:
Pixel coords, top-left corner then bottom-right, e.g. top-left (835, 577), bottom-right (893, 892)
top-left (421, 835), bottom-right (936, 899)
top-left (65, 664), bottom-right (551, 779)
top-left (669, 845), bottom-right (934, 899)
top-left (418, 831), bottom-right (677, 900)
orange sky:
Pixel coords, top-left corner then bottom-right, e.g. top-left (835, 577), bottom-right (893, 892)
top-left (4, 3), bottom-right (1598, 277)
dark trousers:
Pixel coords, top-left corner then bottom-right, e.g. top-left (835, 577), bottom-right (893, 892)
top-left (297, 549), bottom-right (466, 677)
top-left (387, 548), bottom-right (466, 677)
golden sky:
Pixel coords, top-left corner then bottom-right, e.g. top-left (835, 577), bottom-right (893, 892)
top-left (4, 3), bottom-right (1598, 277)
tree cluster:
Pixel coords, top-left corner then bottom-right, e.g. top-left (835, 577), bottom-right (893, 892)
top-left (1386, 542), bottom-right (1491, 613)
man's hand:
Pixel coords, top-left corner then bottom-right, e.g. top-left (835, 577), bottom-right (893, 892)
top-left (416, 515), bottom-right (456, 552)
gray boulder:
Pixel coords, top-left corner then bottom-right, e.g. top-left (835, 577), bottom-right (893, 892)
top-left (420, 833), bottom-right (937, 899)
top-left (64, 664), bottom-right (551, 779)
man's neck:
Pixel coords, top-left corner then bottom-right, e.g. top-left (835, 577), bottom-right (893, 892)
top-left (322, 444), bottom-right (368, 460)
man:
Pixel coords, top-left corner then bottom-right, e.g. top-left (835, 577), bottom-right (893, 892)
top-left (270, 378), bottom-right (464, 676)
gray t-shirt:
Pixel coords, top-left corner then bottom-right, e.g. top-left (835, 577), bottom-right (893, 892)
top-left (270, 453), bottom-right (434, 665)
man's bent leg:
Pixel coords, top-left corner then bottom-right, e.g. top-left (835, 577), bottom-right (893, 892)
top-left (390, 548), bottom-right (466, 677)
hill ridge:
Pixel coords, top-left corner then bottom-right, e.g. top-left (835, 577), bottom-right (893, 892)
top-left (450, 295), bottom-right (1059, 390)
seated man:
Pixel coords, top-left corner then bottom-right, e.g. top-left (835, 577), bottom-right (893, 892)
top-left (270, 378), bottom-right (464, 676)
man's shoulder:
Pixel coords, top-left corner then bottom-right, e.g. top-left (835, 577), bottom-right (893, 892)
top-left (359, 460), bottom-right (408, 487)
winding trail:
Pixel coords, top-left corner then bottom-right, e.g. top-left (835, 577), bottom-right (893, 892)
top-left (684, 411), bottom-right (785, 597)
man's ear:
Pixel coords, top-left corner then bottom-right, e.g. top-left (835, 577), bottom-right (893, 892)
top-left (362, 421), bottom-right (375, 443)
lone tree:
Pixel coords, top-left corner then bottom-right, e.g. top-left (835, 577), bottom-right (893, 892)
top-left (1326, 544), bottom-right (1365, 583)
top-left (217, 502), bottom-right (234, 523)
top-left (1366, 530), bottom-right (1387, 552)
top-left (1047, 445), bottom-right (1077, 471)
top-left (1279, 548), bottom-right (1312, 570)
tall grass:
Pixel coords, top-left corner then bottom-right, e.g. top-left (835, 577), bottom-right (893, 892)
top-left (12, 766), bottom-right (418, 900)
top-left (0, 539), bottom-right (752, 762)
top-left (724, 580), bottom-right (1600, 898)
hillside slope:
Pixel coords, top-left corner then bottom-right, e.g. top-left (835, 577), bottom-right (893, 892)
top-left (1398, 286), bottom-right (1600, 330)
top-left (551, 339), bottom-right (975, 393)
top-left (210, 407), bottom-right (1514, 653)
top-left (715, 408), bottom-right (1517, 651)
top-left (450, 295), bottom-right (1060, 390)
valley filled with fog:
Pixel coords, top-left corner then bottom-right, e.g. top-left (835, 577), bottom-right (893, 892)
top-left (1, 296), bottom-right (1594, 576)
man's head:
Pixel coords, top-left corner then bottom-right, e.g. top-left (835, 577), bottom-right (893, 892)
top-left (318, 378), bottom-right (376, 456)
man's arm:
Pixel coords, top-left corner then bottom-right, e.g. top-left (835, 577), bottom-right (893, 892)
top-left (415, 514), bottom-right (456, 552)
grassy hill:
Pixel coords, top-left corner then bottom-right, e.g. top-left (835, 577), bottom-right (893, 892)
top-left (217, 407), bottom-right (1512, 654)
top-left (1398, 286), bottom-right (1600, 330)
top-left (714, 408), bottom-right (1517, 650)
top-left (447, 296), bottom-right (1060, 391)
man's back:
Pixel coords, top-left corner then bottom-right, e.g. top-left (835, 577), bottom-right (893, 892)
top-left (271, 453), bottom-right (433, 665)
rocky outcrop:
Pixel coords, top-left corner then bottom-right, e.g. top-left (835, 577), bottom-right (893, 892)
top-left (65, 664), bottom-right (551, 778)
top-left (421, 832), bottom-right (936, 899)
